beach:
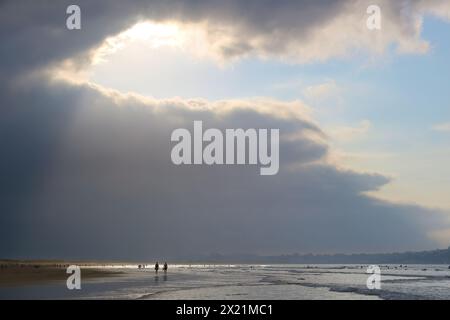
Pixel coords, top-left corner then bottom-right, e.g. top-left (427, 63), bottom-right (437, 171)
top-left (1, 262), bottom-right (450, 300)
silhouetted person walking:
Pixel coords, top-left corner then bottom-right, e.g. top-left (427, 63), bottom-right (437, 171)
top-left (163, 262), bottom-right (168, 272)
top-left (155, 262), bottom-right (159, 273)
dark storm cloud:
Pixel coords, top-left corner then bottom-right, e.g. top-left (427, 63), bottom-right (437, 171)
top-left (2, 79), bottom-right (444, 259)
top-left (2, 0), bottom-right (445, 80)
top-left (0, 0), bottom-right (449, 259)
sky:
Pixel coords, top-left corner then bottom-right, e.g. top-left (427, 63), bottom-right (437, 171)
top-left (1, 0), bottom-right (450, 260)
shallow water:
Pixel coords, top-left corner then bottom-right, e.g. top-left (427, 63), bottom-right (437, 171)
top-left (1, 264), bottom-right (450, 299)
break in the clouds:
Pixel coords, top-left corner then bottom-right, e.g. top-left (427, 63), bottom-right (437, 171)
top-left (1, 0), bottom-right (450, 259)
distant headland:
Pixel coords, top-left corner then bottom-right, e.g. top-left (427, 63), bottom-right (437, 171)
top-left (177, 246), bottom-right (450, 264)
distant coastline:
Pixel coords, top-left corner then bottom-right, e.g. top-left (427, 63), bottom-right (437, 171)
top-left (3, 246), bottom-right (450, 265)
top-left (192, 246), bottom-right (450, 264)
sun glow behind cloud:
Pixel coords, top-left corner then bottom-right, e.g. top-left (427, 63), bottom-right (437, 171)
top-left (92, 21), bottom-right (220, 66)
top-left (93, 21), bottom-right (186, 64)
top-left (49, 20), bottom-right (220, 92)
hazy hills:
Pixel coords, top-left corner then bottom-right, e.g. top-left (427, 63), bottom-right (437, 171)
top-left (182, 246), bottom-right (450, 264)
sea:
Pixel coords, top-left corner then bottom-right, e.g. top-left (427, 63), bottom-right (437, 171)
top-left (1, 264), bottom-right (450, 300)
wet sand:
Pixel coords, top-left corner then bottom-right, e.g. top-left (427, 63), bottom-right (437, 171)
top-left (0, 261), bottom-right (124, 287)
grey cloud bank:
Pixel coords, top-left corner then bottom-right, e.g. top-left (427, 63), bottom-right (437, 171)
top-left (1, 1), bottom-right (449, 260)
top-left (171, 121), bottom-right (280, 175)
